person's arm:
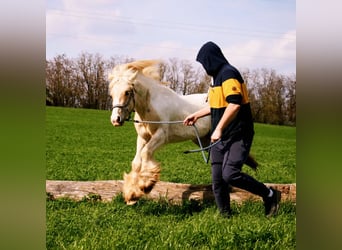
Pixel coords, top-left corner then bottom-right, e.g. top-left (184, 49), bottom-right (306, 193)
top-left (211, 103), bottom-right (240, 142)
top-left (183, 106), bottom-right (211, 126)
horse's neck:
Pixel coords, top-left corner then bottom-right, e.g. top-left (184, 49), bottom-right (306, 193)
top-left (133, 75), bottom-right (162, 119)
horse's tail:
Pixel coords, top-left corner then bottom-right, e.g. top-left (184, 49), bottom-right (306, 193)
top-left (245, 154), bottom-right (258, 171)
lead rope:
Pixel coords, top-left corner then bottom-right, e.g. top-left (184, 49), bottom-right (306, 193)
top-left (183, 138), bottom-right (221, 164)
top-left (132, 119), bottom-right (216, 163)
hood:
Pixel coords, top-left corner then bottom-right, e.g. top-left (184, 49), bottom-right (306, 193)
top-left (196, 41), bottom-right (229, 77)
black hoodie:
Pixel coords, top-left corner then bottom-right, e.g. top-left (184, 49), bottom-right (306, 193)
top-left (196, 41), bottom-right (254, 140)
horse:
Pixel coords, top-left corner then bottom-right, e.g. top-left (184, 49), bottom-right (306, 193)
top-left (108, 60), bottom-right (258, 205)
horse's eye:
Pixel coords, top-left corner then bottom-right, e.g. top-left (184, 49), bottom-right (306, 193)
top-left (125, 91), bottom-right (130, 96)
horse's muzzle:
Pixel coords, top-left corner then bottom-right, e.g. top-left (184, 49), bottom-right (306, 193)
top-left (112, 121), bottom-right (123, 126)
top-left (111, 116), bottom-right (124, 126)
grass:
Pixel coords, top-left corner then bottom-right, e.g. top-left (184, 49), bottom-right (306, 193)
top-left (46, 106), bottom-right (296, 249)
top-left (47, 196), bottom-right (296, 250)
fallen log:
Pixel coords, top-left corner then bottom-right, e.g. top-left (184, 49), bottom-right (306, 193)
top-left (46, 180), bottom-right (296, 204)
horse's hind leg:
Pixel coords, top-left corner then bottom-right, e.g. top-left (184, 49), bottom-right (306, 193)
top-left (245, 154), bottom-right (258, 170)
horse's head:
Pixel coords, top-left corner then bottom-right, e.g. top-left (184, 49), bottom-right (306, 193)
top-left (108, 66), bottom-right (138, 126)
top-left (108, 60), bottom-right (161, 126)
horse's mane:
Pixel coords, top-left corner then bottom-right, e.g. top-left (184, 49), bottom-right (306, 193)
top-left (127, 60), bottom-right (161, 81)
top-left (109, 60), bottom-right (162, 82)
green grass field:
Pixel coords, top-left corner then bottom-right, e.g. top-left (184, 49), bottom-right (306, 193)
top-left (46, 106), bottom-right (296, 249)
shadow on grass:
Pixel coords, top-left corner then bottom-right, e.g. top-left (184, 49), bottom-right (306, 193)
top-left (112, 193), bottom-right (215, 218)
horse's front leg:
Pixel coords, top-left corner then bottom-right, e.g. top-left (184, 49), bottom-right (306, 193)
top-left (122, 129), bottom-right (166, 205)
top-left (131, 135), bottom-right (147, 172)
top-left (140, 129), bottom-right (166, 171)
top-left (136, 129), bottom-right (167, 192)
top-left (123, 134), bottom-right (149, 205)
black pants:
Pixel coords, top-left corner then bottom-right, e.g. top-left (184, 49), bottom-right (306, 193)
top-left (210, 137), bottom-right (270, 213)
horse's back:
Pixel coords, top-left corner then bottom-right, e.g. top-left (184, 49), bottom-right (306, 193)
top-left (181, 93), bottom-right (208, 108)
top-left (161, 93), bottom-right (210, 143)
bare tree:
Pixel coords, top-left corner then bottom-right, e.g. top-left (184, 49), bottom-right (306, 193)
top-left (242, 68), bottom-right (296, 125)
top-left (46, 53), bottom-right (295, 125)
top-left (195, 69), bottom-right (210, 94)
top-left (162, 58), bottom-right (180, 92)
top-left (162, 58), bottom-right (208, 95)
top-left (179, 60), bottom-right (196, 95)
top-left (76, 52), bottom-right (108, 109)
top-left (283, 76), bottom-right (296, 125)
top-left (241, 68), bottom-right (263, 122)
top-left (46, 54), bottom-right (78, 107)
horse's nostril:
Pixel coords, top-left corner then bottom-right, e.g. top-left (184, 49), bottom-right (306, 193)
top-left (117, 116), bottom-right (121, 122)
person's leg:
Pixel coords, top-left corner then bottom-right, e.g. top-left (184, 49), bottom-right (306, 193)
top-left (221, 139), bottom-right (281, 216)
top-left (222, 139), bottom-right (270, 198)
top-left (210, 141), bottom-right (231, 216)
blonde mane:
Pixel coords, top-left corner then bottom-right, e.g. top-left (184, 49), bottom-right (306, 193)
top-left (126, 60), bottom-right (161, 81)
top-left (108, 60), bottom-right (162, 84)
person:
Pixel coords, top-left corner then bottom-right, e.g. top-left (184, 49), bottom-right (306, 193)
top-left (183, 41), bottom-right (281, 218)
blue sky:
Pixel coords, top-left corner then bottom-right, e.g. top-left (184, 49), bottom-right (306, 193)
top-left (46, 0), bottom-right (296, 75)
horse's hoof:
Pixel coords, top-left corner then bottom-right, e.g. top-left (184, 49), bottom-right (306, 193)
top-left (126, 200), bottom-right (137, 205)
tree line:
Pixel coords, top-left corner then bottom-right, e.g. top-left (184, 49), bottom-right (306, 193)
top-left (46, 52), bottom-right (296, 126)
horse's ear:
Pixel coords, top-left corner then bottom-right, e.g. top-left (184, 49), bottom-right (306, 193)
top-left (129, 71), bottom-right (138, 82)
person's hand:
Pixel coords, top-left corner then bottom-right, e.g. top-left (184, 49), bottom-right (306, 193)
top-left (183, 114), bottom-right (197, 126)
top-left (211, 128), bottom-right (222, 142)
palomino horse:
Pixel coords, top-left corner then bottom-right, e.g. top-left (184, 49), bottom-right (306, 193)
top-left (109, 60), bottom-right (257, 205)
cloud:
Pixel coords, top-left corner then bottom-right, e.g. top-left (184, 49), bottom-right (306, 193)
top-left (61, 0), bottom-right (118, 12)
top-left (46, 9), bottom-right (84, 36)
top-left (222, 30), bottom-right (296, 74)
top-left (133, 41), bottom-right (194, 61)
top-left (46, 0), bottom-right (295, 75)
top-left (224, 39), bottom-right (264, 68)
top-left (271, 30), bottom-right (296, 60)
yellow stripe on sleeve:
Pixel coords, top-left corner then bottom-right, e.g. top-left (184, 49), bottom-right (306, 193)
top-left (222, 79), bottom-right (249, 104)
top-left (222, 79), bottom-right (242, 97)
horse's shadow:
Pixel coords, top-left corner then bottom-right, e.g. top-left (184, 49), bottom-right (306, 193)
top-left (181, 183), bottom-right (215, 203)
top-left (136, 198), bottom-right (215, 218)
top-left (133, 184), bottom-right (218, 217)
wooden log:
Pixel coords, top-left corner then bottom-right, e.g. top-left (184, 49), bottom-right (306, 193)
top-left (46, 180), bottom-right (296, 204)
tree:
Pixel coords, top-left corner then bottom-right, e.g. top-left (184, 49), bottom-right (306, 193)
top-left (283, 76), bottom-right (296, 125)
top-left (162, 58), bottom-right (209, 95)
top-left (76, 52), bottom-right (108, 109)
top-left (45, 53), bottom-right (296, 126)
top-left (46, 54), bottom-right (78, 107)
top-left (162, 58), bottom-right (180, 92)
top-left (242, 68), bottom-right (295, 125)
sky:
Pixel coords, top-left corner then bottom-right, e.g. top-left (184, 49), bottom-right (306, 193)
top-left (46, 0), bottom-right (296, 76)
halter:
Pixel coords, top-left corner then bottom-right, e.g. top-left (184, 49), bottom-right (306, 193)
top-left (112, 90), bottom-right (135, 115)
